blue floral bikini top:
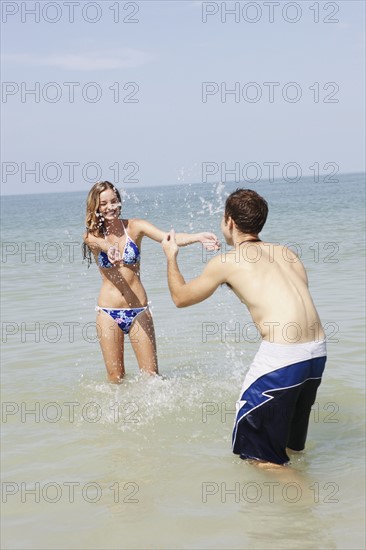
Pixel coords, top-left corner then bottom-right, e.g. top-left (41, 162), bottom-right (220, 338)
top-left (98, 222), bottom-right (140, 268)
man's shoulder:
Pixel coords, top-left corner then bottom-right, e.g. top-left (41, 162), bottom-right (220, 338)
top-left (203, 253), bottom-right (236, 280)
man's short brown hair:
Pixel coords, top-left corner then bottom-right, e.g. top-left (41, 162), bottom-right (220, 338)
top-left (225, 189), bottom-right (268, 234)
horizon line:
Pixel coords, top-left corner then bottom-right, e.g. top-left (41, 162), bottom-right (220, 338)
top-left (1, 171), bottom-right (365, 198)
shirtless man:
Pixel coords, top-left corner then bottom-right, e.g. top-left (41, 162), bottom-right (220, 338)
top-left (161, 189), bottom-right (327, 466)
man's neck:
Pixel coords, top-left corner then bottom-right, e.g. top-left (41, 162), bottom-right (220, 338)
top-left (233, 232), bottom-right (260, 246)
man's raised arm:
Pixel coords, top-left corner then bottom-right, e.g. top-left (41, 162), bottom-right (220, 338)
top-left (161, 229), bottom-right (225, 308)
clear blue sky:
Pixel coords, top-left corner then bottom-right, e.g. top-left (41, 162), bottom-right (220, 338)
top-left (1, 0), bottom-right (365, 195)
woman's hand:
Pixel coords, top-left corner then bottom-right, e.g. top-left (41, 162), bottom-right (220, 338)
top-left (107, 245), bottom-right (123, 265)
top-left (196, 232), bottom-right (221, 251)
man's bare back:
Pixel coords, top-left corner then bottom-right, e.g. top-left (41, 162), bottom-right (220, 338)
top-left (159, 237), bottom-right (325, 345)
top-left (212, 241), bottom-right (325, 344)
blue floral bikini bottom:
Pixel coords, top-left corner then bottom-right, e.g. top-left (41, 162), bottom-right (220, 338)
top-left (96, 305), bottom-right (148, 335)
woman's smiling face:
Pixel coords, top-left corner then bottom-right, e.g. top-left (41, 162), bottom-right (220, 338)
top-left (98, 188), bottom-right (121, 221)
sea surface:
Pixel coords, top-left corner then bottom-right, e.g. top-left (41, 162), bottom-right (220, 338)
top-left (1, 174), bottom-right (365, 550)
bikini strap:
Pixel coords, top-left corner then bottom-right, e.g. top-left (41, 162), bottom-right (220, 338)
top-left (121, 219), bottom-right (130, 238)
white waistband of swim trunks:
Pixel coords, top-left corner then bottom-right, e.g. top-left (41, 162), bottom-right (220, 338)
top-left (259, 339), bottom-right (326, 356)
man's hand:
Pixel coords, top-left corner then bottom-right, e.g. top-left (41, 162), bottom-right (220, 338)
top-left (197, 232), bottom-right (221, 251)
top-left (161, 229), bottom-right (179, 259)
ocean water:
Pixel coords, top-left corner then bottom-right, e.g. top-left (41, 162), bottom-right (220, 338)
top-left (1, 174), bottom-right (365, 550)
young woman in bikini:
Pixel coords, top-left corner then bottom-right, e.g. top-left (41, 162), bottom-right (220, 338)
top-left (83, 181), bottom-right (220, 383)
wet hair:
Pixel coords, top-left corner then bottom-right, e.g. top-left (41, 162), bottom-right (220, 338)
top-left (83, 181), bottom-right (122, 266)
top-left (224, 189), bottom-right (268, 234)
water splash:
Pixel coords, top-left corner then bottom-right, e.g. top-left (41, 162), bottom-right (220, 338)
top-left (75, 360), bottom-right (246, 432)
top-left (197, 181), bottom-right (228, 217)
top-left (176, 163), bottom-right (199, 183)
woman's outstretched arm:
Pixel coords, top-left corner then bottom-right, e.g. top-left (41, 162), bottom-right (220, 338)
top-left (134, 219), bottom-right (220, 250)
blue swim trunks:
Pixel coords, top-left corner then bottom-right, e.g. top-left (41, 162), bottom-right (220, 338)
top-left (232, 339), bottom-right (327, 465)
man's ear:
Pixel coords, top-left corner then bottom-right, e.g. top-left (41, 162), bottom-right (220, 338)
top-left (226, 216), bottom-right (234, 231)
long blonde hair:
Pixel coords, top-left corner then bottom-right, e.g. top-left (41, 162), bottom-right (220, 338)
top-left (83, 181), bottom-right (122, 266)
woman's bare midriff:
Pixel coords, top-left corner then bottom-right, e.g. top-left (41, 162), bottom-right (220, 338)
top-left (97, 264), bottom-right (148, 308)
